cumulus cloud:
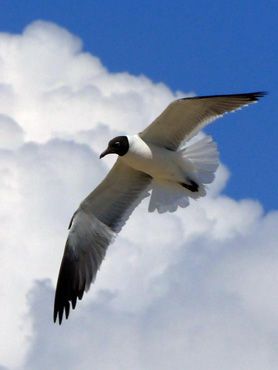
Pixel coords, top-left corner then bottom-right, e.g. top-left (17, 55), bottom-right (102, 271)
top-left (23, 207), bottom-right (278, 370)
top-left (0, 21), bottom-right (276, 370)
top-left (0, 115), bottom-right (24, 150)
top-left (0, 21), bottom-right (175, 144)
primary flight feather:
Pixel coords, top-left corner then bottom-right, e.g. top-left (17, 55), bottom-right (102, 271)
top-left (54, 92), bottom-right (266, 324)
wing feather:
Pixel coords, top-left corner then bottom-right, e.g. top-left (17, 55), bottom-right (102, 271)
top-left (140, 92), bottom-right (266, 150)
top-left (54, 160), bottom-right (152, 323)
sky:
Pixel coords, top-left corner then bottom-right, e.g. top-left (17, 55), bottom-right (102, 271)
top-left (0, 2), bottom-right (277, 370)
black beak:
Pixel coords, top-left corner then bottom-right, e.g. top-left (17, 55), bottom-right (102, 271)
top-left (99, 147), bottom-right (112, 159)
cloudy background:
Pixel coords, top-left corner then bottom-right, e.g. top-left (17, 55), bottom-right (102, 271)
top-left (0, 3), bottom-right (277, 370)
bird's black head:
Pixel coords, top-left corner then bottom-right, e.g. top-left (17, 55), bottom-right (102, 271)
top-left (100, 136), bottom-right (129, 159)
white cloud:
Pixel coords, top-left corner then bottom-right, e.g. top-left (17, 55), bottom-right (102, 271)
top-left (0, 21), bottom-right (174, 144)
top-left (0, 21), bottom-right (276, 370)
top-left (0, 115), bottom-right (24, 150)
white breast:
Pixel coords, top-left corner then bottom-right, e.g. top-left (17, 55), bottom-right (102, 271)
top-left (121, 135), bottom-right (183, 181)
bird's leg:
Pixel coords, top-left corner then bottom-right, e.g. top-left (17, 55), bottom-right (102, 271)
top-left (180, 179), bottom-right (199, 192)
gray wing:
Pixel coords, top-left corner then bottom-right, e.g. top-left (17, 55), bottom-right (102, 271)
top-left (54, 159), bottom-right (152, 324)
top-left (140, 92), bottom-right (266, 150)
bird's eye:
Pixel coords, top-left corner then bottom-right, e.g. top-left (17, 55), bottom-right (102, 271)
top-left (113, 141), bottom-right (120, 147)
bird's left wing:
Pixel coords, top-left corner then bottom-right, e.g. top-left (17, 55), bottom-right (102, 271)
top-left (54, 159), bottom-right (152, 324)
top-left (140, 92), bottom-right (266, 150)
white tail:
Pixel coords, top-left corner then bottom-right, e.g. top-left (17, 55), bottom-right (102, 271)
top-left (148, 136), bottom-right (219, 213)
top-left (180, 135), bottom-right (219, 184)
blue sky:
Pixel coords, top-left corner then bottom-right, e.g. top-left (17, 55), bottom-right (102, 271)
top-left (0, 0), bottom-right (276, 209)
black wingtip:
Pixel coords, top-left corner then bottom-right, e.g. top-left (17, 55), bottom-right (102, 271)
top-left (53, 246), bottom-right (87, 325)
top-left (53, 311), bottom-right (57, 324)
top-left (181, 91), bottom-right (268, 101)
top-left (249, 91), bottom-right (268, 100)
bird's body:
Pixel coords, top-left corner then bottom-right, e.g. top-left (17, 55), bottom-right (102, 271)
top-left (122, 134), bottom-right (189, 182)
top-left (53, 91), bottom-right (266, 324)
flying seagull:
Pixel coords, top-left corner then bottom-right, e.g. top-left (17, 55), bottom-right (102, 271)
top-left (54, 91), bottom-right (266, 324)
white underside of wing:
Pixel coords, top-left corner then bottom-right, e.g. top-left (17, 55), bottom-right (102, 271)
top-left (54, 160), bottom-right (152, 323)
top-left (68, 160), bottom-right (152, 290)
top-left (68, 210), bottom-right (116, 290)
top-left (81, 159), bottom-right (152, 232)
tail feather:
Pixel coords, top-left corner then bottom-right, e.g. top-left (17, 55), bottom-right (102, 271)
top-left (148, 136), bottom-right (219, 213)
top-left (179, 136), bottom-right (219, 184)
top-left (148, 180), bottom-right (189, 213)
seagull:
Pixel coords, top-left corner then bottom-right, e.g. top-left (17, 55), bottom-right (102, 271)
top-left (54, 91), bottom-right (266, 324)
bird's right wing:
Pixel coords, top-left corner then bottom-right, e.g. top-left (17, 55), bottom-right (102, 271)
top-left (140, 92), bottom-right (266, 150)
top-left (54, 159), bottom-right (152, 324)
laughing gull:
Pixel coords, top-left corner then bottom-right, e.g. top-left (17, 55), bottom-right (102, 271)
top-left (54, 92), bottom-right (266, 323)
